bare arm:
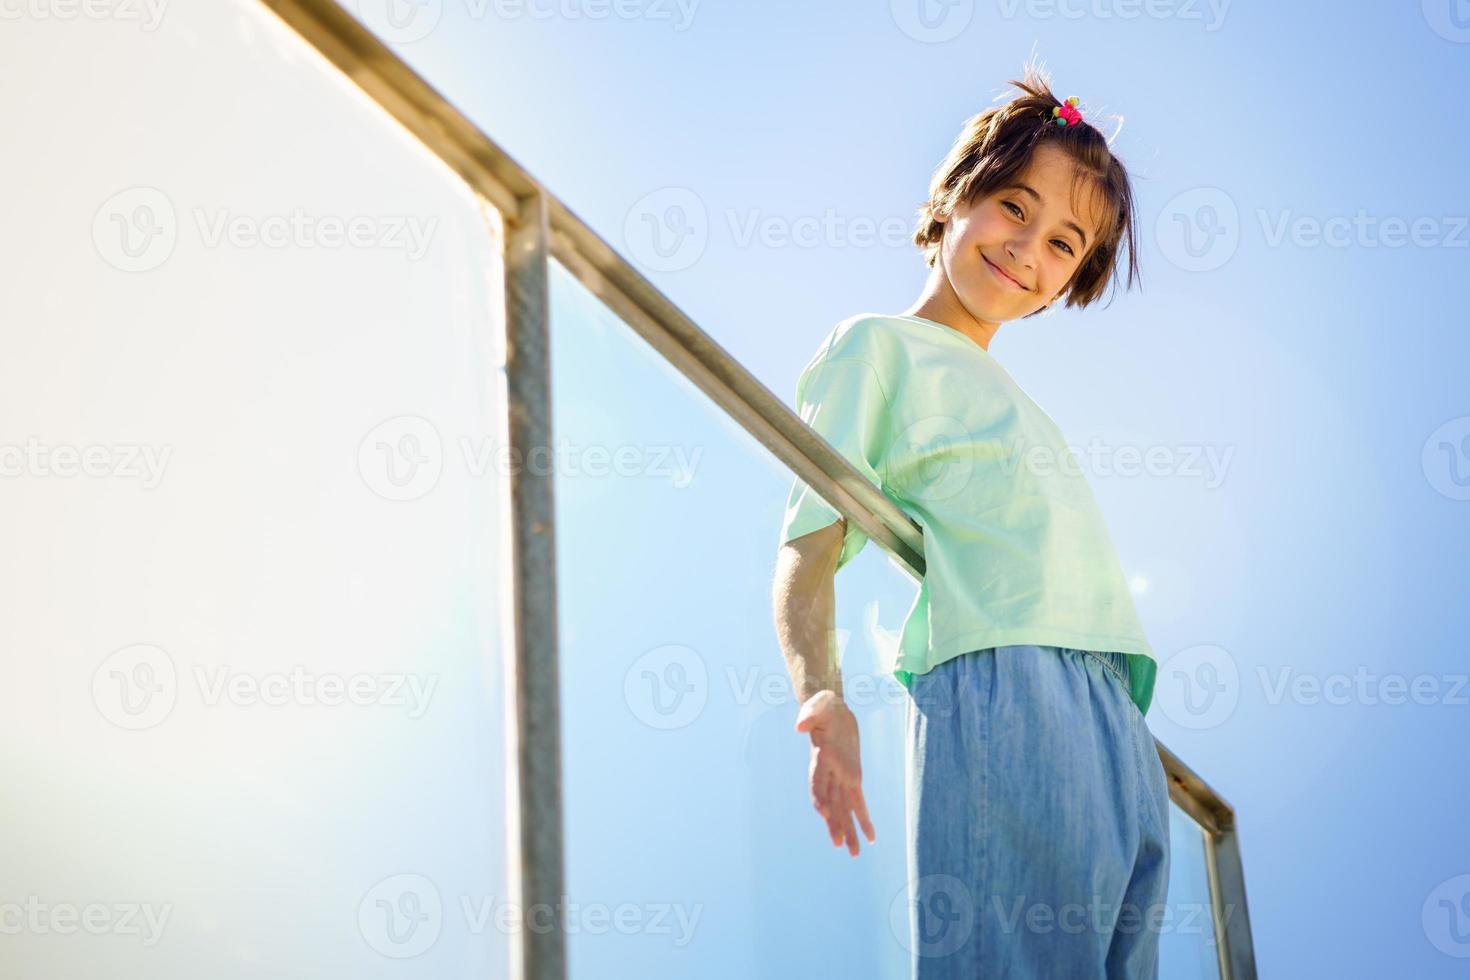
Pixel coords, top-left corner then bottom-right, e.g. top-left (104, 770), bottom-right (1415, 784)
top-left (772, 519), bottom-right (846, 703)
top-left (772, 518), bottom-right (877, 856)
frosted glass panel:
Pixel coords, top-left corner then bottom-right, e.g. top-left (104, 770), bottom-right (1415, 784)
top-left (1160, 806), bottom-right (1224, 979)
top-left (0, 5), bottom-right (509, 979)
top-left (549, 260), bottom-right (927, 977)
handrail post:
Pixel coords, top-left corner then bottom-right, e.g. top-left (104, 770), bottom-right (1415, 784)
top-left (502, 189), bottom-right (566, 980)
top-left (1210, 822), bottom-right (1257, 979)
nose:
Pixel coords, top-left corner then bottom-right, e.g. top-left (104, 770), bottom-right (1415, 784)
top-left (1004, 236), bottom-right (1039, 273)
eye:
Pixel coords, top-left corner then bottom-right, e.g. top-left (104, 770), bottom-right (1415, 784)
top-left (1003, 200), bottom-right (1077, 257)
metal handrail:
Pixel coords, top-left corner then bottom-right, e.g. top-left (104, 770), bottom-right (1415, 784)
top-left (255, 2), bottom-right (1255, 976)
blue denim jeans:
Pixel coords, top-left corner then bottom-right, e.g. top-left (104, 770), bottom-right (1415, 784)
top-left (903, 645), bottom-right (1171, 978)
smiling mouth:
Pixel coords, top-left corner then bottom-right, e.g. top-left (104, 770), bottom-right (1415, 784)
top-left (983, 254), bottom-right (1029, 291)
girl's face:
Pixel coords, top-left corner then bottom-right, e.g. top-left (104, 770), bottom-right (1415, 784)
top-left (937, 142), bottom-right (1104, 327)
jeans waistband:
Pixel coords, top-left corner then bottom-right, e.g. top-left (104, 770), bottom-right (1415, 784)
top-left (1079, 648), bottom-right (1131, 689)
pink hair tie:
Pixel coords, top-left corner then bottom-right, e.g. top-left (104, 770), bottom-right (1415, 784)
top-left (1050, 96), bottom-right (1084, 127)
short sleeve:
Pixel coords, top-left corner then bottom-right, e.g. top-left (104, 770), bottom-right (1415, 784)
top-left (776, 354), bottom-right (894, 573)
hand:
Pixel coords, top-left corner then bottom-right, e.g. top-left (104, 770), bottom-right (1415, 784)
top-left (794, 690), bottom-right (877, 857)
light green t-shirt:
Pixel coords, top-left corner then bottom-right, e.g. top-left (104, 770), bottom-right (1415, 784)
top-left (777, 312), bottom-right (1158, 717)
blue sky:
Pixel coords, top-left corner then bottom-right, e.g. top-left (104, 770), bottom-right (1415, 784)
top-left (347, 2), bottom-right (1470, 975)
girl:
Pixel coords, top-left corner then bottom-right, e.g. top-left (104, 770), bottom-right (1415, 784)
top-left (772, 61), bottom-right (1170, 978)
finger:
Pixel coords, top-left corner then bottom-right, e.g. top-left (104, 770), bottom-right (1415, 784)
top-left (828, 780), bottom-right (849, 847)
top-left (832, 781), bottom-right (852, 845)
top-left (816, 776), bottom-right (842, 845)
top-left (816, 768), bottom-right (834, 814)
top-left (834, 786), bottom-right (858, 855)
top-left (851, 785), bottom-right (877, 843)
top-left (822, 789), bottom-right (843, 845)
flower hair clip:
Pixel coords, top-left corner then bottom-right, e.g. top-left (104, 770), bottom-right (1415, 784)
top-left (1050, 96), bottom-right (1084, 127)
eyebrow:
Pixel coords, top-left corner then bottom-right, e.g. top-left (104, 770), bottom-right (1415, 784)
top-left (1004, 182), bottom-right (1091, 252)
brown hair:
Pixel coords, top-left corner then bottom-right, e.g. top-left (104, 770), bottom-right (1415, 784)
top-left (911, 58), bottom-right (1140, 315)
